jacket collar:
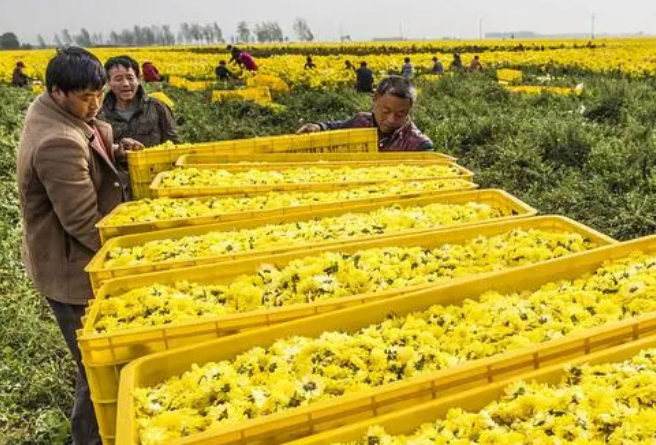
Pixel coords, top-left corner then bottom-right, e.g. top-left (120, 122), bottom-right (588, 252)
top-left (39, 93), bottom-right (119, 175)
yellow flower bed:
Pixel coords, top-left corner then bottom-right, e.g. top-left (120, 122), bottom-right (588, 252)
top-left (103, 202), bottom-right (507, 268)
top-left (105, 180), bottom-right (472, 225)
top-left (94, 228), bottom-right (595, 333)
top-left (134, 252), bottom-right (656, 444)
top-left (4, 38), bottom-right (656, 87)
top-left (344, 349), bottom-right (656, 444)
top-left (157, 164), bottom-right (465, 188)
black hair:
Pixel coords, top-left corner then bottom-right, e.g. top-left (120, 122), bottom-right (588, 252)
top-left (360, 61), bottom-right (367, 67)
top-left (104, 55), bottom-right (140, 78)
top-left (404, 57), bottom-right (410, 63)
top-left (376, 75), bottom-right (417, 104)
top-left (46, 46), bottom-right (107, 94)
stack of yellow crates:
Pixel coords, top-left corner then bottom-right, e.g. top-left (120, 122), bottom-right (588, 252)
top-left (75, 126), bottom-right (648, 445)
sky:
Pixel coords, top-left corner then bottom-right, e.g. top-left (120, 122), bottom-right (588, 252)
top-left (2, 0), bottom-right (656, 44)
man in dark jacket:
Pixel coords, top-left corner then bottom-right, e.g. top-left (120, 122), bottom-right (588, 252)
top-left (17, 46), bottom-right (142, 445)
top-left (355, 61), bottom-right (374, 93)
top-left (12, 61), bottom-right (29, 87)
top-left (99, 55), bottom-right (178, 148)
top-left (297, 75), bottom-right (432, 151)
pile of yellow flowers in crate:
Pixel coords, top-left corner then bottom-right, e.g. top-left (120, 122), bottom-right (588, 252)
top-left (101, 180), bottom-right (475, 227)
top-left (155, 164), bottom-right (467, 188)
top-left (92, 228), bottom-right (596, 333)
top-left (340, 348), bottom-right (656, 444)
top-left (131, 251), bottom-right (656, 444)
top-left (101, 201), bottom-right (508, 269)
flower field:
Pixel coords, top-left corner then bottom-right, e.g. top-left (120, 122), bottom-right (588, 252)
top-left (4, 38), bottom-right (656, 88)
top-left (4, 37), bottom-right (656, 445)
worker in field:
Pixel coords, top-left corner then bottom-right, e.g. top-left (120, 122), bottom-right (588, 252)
top-left (141, 60), bottom-right (162, 82)
top-left (215, 60), bottom-right (233, 82)
top-left (297, 75), bottom-right (433, 151)
top-left (11, 61), bottom-right (30, 87)
top-left (401, 57), bottom-right (414, 78)
top-left (99, 55), bottom-right (178, 197)
top-left (355, 61), bottom-right (374, 93)
top-left (227, 45), bottom-right (258, 72)
top-left (469, 55), bottom-right (484, 72)
top-left (17, 46), bottom-right (144, 445)
top-left (449, 53), bottom-right (464, 72)
top-left (344, 60), bottom-right (356, 71)
top-left (431, 56), bottom-right (445, 75)
top-left (99, 55), bottom-right (178, 148)
top-left (304, 55), bottom-right (317, 70)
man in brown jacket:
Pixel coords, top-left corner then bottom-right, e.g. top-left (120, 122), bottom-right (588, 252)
top-left (16, 47), bottom-right (142, 445)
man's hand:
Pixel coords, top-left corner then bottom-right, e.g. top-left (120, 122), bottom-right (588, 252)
top-left (120, 138), bottom-right (145, 152)
top-left (114, 138), bottom-right (145, 159)
top-left (296, 123), bottom-right (322, 134)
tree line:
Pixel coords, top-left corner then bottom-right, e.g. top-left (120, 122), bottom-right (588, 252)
top-left (0, 18), bottom-right (314, 50)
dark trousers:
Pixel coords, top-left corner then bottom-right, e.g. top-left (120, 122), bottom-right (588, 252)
top-left (47, 298), bottom-right (102, 445)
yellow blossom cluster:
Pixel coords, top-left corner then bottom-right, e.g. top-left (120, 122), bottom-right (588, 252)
top-left (134, 252), bottom-right (656, 444)
top-left (103, 180), bottom-right (473, 225)
top-left (102, 201), bottom-right (508, 269)
top-left (344, 349), bottom-right (656, 445)
top-left (156, 164), bottom-right (466, 188)
top-left (93, 228), bottom-right (595, 333)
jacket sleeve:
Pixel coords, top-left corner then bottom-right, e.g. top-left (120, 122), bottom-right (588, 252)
top-left (318, 117), bottom-right (356, 131)
top-left (417, 140), bottom-right (434, 151)
top-left (34, 137), bottom-right (103, 252)
top-left (156, 102), bottom-right (180, 144)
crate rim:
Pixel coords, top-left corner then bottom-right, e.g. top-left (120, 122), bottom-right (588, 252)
top-left (86, 189), bottom-right (538, 276)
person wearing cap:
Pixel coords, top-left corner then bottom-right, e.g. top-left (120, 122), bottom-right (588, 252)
top-left (12, 61), bottom-right (29, 87)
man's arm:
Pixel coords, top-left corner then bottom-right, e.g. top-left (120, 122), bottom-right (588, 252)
top-left (416, 140), bottom-right (434, 151)
top-left (317, 116), bottom-right (357, 131)
top-left (34, 138), bottom-right (103, 252)
top-left (296, 116), bottom-right (357, 134)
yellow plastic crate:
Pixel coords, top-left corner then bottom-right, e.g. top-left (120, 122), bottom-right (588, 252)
top-left (97, 181), bottom-right (477, 244)
top-left (283, 335), bottom-right (656, 445)
top-left (175, 151), bottom-right (456, 167)
top-left (211, 87), bottom-right (273, 104)
top-left (79, 215), bottom-right (614, 443)
top-left (246, 74), bottom-right (290, 93)
top-left (86, 189), bottom-right (537, 291)
top-left (503, 85), bottom-right (579, 95)
top-left (173, 159), bottom-right (459, 172)
top-left (150, 162), bottom-right (475, 198)
top-left (116, 234), bottom-right (656, 445)
top-left (147, 91), bottom-right (174, 109)
top-left (496, 68), bottom-right (523, 83)
top-left (127, 129), bottom-right (378, 199)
